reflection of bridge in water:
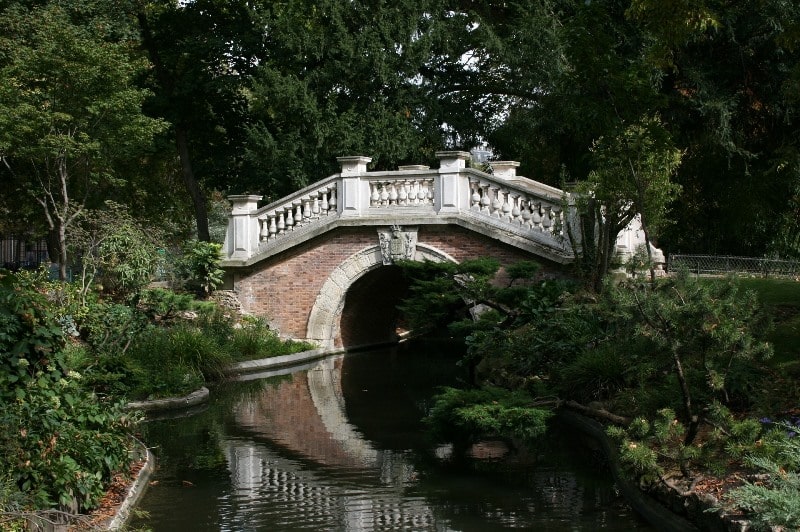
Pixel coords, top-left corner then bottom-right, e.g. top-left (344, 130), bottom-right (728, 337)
top-left (223, 355), bottom-right (439, 530)
top-left (216, 354), bottom-right (608, 531)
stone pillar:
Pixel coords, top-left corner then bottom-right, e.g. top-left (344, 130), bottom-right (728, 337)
top-left (435, 151), bottom-right (470, 213)
top-left (337, 156), bottom-right (372, 217)
top-left (491, 161), bottom-right (520, 180)
top-left (226, 195), bottom-right (263, 260)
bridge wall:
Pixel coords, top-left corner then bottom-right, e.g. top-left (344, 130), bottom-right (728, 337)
top-left (229, 225), bottom-right (562, 347)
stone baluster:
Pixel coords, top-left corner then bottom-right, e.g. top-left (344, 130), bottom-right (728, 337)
top-left (389, 182), bottom-right (399, 205)
top-left (268, 214), bottom-right (277, 239)
top-left (311, 194), bottom-right (320, 218)
top-left (501, 188), bottom-right (512, 222)
top-left (469, 178), bottom-right (481, 211)
top-left (480, 182), bottom-right (491, 214)
top-left (490, 186), bottom-right (502, 217)
top-left (399, 180), bottom-right (409, 205)
top-left (320, 188), bottom-right (330, 215)
top-left (521, 198), bottom-right (533, 228)
top-left (510, 193), bottom-right (521, 225)
top-left (380, 182), bottom-right (389, 206)
top-left (259, 218), bottom-right (270, 242)
top-left (303, 197), bottom-right (312, 221)
top-left (276, 209), bottom-right (286, 234)
top-left (551, 205), bottom-right (562, 235)
top-left (419, 179), bottom-right (428, 204)
top-left (542, 205), bottom-right (553, 233)
top-left (370, 182), bottom-right (380, 206)
top-left (531, 202), bottom-right (542, 230)
top-left (408, 180), bottom-right (419, 205)
top-left (292, 201), bottom-right (302, 229)
top-left (283, 205), bottom-right (293, 231)
top-left (328, 185), bottom-right (337, 212)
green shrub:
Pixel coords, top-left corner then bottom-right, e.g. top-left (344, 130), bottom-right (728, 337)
top-left (424, 386), bottom-right (553, 446)
top-left (557, 346), bottom-right (627, 402)
top-left (607, 409), bottom-right (688, 485)
top-left (80, 298), bottom-right (148, 356)
top-left (126, 322), bottom-right (229, 399)
top-left (723, 423), bottom-right (800, 530)
top-left (0, 271), bottom-right (136, 512)
top-left (138, 287), bottom-right (208, 323)
top-left (178, 240), bottom-right (224, 297)
top-left (69, 202), bottom-right (160, 301)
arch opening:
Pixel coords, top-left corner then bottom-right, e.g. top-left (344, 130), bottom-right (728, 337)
top-left (339, 265), bottom-right (408, 347)
top-left (305, 242), bottom-right (457, 348)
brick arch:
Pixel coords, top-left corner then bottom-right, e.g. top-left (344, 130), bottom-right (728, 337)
top-left (306, 243), bottom-right (457, 347)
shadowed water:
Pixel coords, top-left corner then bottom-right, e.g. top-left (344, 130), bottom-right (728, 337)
top-left (130, 340), bottom-right (654, 531)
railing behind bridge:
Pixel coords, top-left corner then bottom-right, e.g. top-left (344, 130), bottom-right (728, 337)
top-left (668, 254), bottom-right (800, 278)
top-left (0, 235), bottom-right (49, 271)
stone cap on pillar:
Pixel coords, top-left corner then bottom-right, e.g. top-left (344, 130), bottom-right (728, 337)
top-left (491, 161), bottom-right (520, 179)
top-left (228, 195), bottom-right (263, 214)
top-left (435, 151), bottom-right (470, 170)
top-left (337, 156), bottom-right (372, 174)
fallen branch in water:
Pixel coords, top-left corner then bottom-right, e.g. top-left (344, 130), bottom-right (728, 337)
top-left (563, 400), bottom-right (632, 426)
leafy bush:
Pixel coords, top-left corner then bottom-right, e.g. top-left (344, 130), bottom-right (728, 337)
top-left (724, 423), bottom-right (800, 530)
top-left (556, 346), bottom-right (627, 402)
top-left (424, 386), bottom-right (553, 446)
top-left (0, 271), bottom-right (135, 512)
top-left (178, 240), bottom-right (225, 297)
top-left (80, 298), bottom-right (148, 356)
top-left (138, 287), bottom-right (210, 323)
top-left (69, 202), bottom-right (160, 301)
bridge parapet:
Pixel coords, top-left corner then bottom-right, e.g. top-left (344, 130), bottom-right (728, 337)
top-left (223, 151), bottom-right (578, 267)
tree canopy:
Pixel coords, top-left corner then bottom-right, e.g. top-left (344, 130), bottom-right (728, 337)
top-left (1, 0), bottom-right (799, 261)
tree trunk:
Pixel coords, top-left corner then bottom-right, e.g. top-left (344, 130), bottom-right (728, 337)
top-left (137, 9), bottom-right (210, 242)
top-left (672, 348), bottom-right (699, 446)
top-left (57, 220), bottom-right (68, 281)
top-left (176, 127), bottom-right (210, 242)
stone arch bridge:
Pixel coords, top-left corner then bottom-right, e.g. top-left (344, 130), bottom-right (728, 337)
top-left (222, 151), bottom-right (647, 348)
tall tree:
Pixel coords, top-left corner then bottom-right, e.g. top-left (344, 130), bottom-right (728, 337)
top-left (585, 115), bottom-right (683, 284)
top-left (136, 0), bottom-right (261, 241)
top-left (0, 0), bottom-right (165, 279)
top-left (415, 1), bottom-right (800, 258)
top-left (242, 0), bottom-right (451, 200)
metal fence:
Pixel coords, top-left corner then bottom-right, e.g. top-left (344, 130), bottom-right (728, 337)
top-left (667, 254), bottom-right (800, 278)
top-left (0, 235), bottom-right (49, 271)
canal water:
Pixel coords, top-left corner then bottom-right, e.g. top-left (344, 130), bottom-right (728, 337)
top-left (130, 340), bottom-right (654, 531)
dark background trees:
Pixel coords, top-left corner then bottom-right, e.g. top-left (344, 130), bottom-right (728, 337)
top-left (2, 0), bottom-right (799, 260)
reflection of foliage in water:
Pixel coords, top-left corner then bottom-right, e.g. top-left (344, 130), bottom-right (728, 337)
top-left (140, 375), bottom-right (291, 477)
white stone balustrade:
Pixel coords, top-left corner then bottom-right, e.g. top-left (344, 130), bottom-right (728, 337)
top-left (223, 151), bottom-right (577, 266)
top-left (258, 182), bottom-right (338, 242)
top-left (467, 176), bottom-right (565, 238)
top-left (367, 177), bottom-right (435, 207)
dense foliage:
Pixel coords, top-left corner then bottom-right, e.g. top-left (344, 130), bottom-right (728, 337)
top-left (0, 270), bottom-right (135, 514)
top-left (3, 0), bottom-right (799, 259)
top-left (399, 258), bottom-right (799, 528)
top-left (0, 259), bottom-right (312, 524)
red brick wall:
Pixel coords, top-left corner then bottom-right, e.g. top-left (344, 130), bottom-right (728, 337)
top-left (230, 225), bottom-right (564, 344)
